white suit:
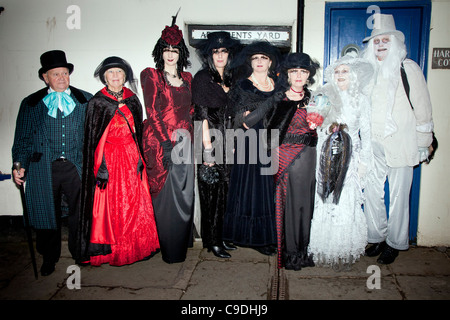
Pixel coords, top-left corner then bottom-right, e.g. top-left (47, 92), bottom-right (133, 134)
top-left (365, 58), bottom-right (433, 250)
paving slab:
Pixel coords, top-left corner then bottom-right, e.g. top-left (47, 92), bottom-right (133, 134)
top-left (1, 240), bottom-right (449, 301)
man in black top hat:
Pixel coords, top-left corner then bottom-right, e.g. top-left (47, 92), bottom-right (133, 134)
top-left (12, 50), bottom-right (92, 276)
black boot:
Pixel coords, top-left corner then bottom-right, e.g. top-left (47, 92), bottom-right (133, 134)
top-left (208, 246), bottom-right (231, 258)
top-left (377, 245), bottom-right (399, 264)
top-left (365, 241), bottom-right (387, 257)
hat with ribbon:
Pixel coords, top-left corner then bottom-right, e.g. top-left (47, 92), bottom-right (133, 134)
top-left (38, 50), bottom-right (74, 80)
top-left (363, 13), bottom-right (405, 43)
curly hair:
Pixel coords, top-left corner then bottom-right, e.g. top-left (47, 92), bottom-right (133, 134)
top-left (152, 37), bottom-right (191, 76)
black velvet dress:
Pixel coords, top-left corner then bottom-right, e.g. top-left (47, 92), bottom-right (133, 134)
top-left (222, 79), bottom-right (277, 247)
top-left (192, 69), bottom-right (233, 248)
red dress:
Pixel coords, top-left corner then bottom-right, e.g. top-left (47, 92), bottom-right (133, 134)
top-left (89, 89), bottom-right (160, 266)
top-left (140, 68), bottom-right (193, 196)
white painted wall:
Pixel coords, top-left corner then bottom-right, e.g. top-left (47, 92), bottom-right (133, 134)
top-left (0, 0), bottom-right (448, 246)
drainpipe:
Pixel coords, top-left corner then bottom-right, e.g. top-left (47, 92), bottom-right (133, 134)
top-left (297, 0), bottom-right (305, 52)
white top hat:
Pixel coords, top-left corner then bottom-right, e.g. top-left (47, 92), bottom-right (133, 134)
top-left (363, 13), bottom-right (405, 43)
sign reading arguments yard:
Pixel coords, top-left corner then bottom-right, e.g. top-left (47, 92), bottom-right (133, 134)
top-left (188, 25), bottom-right (292, 51)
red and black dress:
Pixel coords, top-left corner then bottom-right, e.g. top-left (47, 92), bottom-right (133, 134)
top-left (140, 68), bottom-right (195, 264)
top-left (77, 87), bottom-right (159, 266)
top-left (266, 95), bottom-right (317, 270)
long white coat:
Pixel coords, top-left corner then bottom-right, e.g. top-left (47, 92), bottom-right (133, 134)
top-left (371, 58), bottom-right (433, 168)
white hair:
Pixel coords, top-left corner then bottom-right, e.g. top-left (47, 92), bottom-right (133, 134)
top-left (361, 34), bottom-right (407, 80)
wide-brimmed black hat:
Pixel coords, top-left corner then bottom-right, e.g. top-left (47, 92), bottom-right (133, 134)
top-left (240, 41), bottom-right (280, 65)
top-left (198, 31), bottom-right (241, 56)
top-left (230, 41), bottom-right (281, 78)
top-left (38, 50), bottom-right (74, 80)
top-left (280, 52), bottom-right (320, 78)
top-left (94, 56), bottom-right (137, 92)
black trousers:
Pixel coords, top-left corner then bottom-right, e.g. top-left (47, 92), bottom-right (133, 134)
top-left (35, 159), bottom-right (81, 264)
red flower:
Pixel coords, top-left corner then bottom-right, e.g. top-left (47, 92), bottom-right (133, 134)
top-left (306, 112), bottom-right (324, 130)
top-left (161, 25), bottom-right (183, 46)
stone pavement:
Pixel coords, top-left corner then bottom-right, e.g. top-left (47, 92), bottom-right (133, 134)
top-left (0, 239), bottom-right (449, 301)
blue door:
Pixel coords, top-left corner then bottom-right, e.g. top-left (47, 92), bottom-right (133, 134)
top-left (323, 1), bottom-right (432, 243)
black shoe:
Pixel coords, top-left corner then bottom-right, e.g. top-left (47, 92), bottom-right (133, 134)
top-left (208, 246), bottom-right (231, 258)
top-left (223, 241), bottom-right (237, 251)
top-left (365, 241), bottom-right (387, 257)
top-left (377, 245), bottom-right (399, 264)
top-left (252, 245), bottom-right (277, 256)
top-left (40, 262), bottom-right (55, 276)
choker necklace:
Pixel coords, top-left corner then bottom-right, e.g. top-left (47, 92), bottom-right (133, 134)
top-left (106, 88), bottom-right (124, 101)
top-left (290, 87), bottom-right (304, 95)
top-left (290, 87), bottom-right (305, 100)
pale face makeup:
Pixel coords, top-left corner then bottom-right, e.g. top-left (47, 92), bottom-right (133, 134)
top-left (373, 35), bottom-right (391, 61)
top-left (334, 64), bottom-right (351, 91)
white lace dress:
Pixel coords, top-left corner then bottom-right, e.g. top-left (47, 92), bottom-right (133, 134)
top-left (308, 91), bottom-right (372, 269)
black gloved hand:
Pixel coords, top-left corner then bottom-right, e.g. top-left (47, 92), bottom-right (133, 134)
top-left (161, 140), bottom-right (173, 170)
top-left (96, 154), bottom-right (109, 190)
top-left (137, 157), bottom-right (144, 178)
top-left (244, 92), bottom-right (284, 128)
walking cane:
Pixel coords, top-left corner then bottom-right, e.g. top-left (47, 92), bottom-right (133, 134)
top-left (13, 162), bottom-right (38, 279)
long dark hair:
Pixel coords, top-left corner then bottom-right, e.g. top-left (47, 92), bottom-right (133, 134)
top-left (204, 51), bottom-right (234, 87)
top-left (152, 38), bottom-right (191, 77)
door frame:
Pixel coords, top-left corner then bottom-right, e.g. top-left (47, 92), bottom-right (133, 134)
top-left (323, 0), bottom-right (432, 243)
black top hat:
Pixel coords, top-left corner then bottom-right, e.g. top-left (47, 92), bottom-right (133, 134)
top-left (38, 50), bottom-right (74, 80)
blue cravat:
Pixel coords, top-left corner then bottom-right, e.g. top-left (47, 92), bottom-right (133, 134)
top-left (43, 89), bottom-right (76, 118)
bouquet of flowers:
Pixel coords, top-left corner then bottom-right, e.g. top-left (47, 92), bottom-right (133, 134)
top-left (306, 93), bottom-right (331, 130)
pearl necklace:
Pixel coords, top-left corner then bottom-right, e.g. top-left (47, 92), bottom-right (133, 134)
top-left (251, 73), bottom-right (273, 91)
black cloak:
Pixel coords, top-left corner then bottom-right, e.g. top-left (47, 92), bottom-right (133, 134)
top-left (75, 88), bottom-right (144, 262)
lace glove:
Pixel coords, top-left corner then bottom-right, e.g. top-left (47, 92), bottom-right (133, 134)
top-left (203, 148), bottom-right (215, 165)
top-left (161, 140), bottom-right (173, 170)
top-left (96, 154), bottom-right (109, 190)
